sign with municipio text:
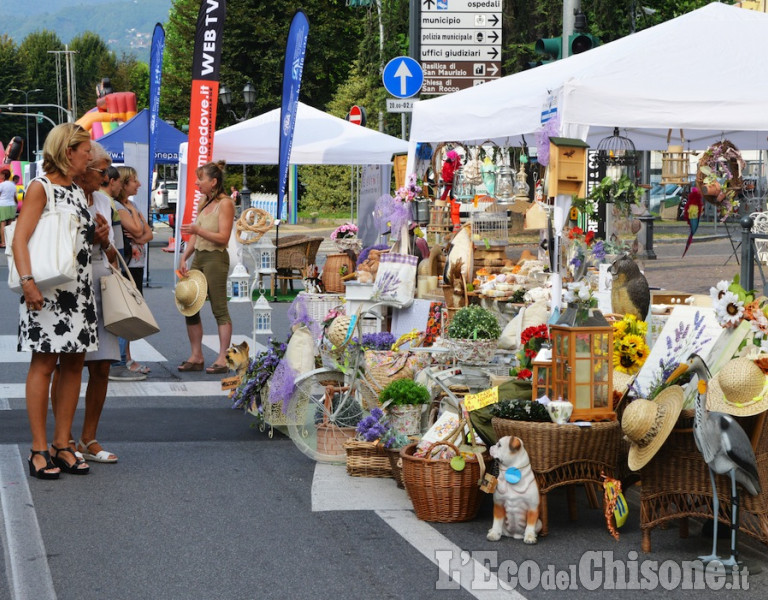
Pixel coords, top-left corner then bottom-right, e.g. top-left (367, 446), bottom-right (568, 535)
top-left (420, 0), bottom-right (501, 95)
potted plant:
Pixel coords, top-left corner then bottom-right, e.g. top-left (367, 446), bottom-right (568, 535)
top-left (446, 305), bottom-right (501, 364)
top-left (330, 222), bottom-right (361, 253)
top-left (579, 174), bottom-right (644, 218)
top-left (379, 378), bottom-right (431, 436)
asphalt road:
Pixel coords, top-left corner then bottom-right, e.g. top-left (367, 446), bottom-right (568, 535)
top-left (0, 226), bottom-right (765, 600)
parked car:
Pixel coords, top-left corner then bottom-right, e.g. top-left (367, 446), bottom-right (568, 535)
top-left (649, 182), bottom-right (684, 214)
top-left (153, 180), bottom-right (178, 210)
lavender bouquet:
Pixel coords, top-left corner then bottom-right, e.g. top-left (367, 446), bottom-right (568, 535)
top-left (230, 338), bottom-right (286, 414)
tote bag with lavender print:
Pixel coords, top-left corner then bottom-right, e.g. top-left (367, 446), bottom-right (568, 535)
top-left (372, 239), bottom-right (417, 308)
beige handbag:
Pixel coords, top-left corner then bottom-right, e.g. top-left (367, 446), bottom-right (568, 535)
top-left (101, 251), bottom-right (159, 340)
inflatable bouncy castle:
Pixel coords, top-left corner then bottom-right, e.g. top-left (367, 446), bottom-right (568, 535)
top-left (76, 78), bottom-right (137, 140)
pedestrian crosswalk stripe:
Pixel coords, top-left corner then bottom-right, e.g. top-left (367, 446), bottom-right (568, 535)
top-left (0, 381), bottom-right (227, 400)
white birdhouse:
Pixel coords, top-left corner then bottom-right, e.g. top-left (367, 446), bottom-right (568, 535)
top-left (254, 236), bottom-right (277, 275)
top-left (227, 262), bottom-right (251, 302)
top-left (252, 291), bottom-right (273, 336)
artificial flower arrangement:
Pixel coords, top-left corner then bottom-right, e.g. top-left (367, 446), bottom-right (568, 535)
top-left (510, 324), bottom-right (550, 381)
top-left (374, 173), bottom-right (422, 237)
top-left (612, 314), bottom-right (650, 375)
top-left (566, 226), bottom-right (595, 278)
top-left (330, 222), bottom-right (358, 240)
top-left (709, 275), bottom-right (768, 352)
top-left (230, 338), bottom-right (286, 415)
top-left (355, 407), bottom-right (410, 449)
top-left (563, 279), bottom-right (598, 310)
top-left (697, 140), bottom-right (745, 220)
top-left (492, 398), bottom-right (552, 422)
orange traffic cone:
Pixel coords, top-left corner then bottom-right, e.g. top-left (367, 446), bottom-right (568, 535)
top-left (162, 237), bottom-right (176, 253)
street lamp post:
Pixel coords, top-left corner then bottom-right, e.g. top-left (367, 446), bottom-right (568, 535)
top-left (9, 88), bottom-right (43, 162)
top-left (219, 82), bottom-right (256, 215)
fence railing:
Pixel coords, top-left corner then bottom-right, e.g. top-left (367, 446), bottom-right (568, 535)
top-left (740, 216), bottom-right (768, 294)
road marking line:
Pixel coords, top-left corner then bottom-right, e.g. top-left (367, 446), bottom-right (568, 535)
top-left (1, 335), bottom-right (167, 363)
top-left (0, 381), bottom-right (228, 400)
top-left (0, 445), bottom-right (57, 600)
top-left (376, 509), bottom-right (523, 600)
top-left (310, 465), bottom-right (524, 599)
top-left (202, 335), bottom-right (263, 356)
top-left (311, 463), bottom-right (411, 511)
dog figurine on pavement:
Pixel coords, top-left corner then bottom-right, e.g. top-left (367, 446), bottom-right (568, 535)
top-left (487, 435), bottom-right (542, 544)
top-left (225, 341), bottom-right (250, 379)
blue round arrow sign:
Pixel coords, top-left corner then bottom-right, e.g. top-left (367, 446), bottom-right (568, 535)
top-left (382, 56), bottom-right (423, 99)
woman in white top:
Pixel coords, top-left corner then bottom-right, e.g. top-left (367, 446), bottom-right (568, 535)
top-left (51, 142), bottom-right (122, 463)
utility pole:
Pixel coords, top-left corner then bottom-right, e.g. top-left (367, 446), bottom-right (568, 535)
top-left (562, 0), bottom-right (580, 59)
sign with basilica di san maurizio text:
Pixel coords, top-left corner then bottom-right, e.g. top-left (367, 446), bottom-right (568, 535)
top-left (420, 0), bottom-right (502, 95)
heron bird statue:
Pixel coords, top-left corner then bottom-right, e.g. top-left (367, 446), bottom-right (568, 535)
top-left (666, 353), bottom-right (761, 567)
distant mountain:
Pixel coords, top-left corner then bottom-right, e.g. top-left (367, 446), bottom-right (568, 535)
top-left (0, 0), bottom-right (173, 61)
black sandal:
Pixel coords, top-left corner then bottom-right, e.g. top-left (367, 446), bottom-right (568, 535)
top-left (51, 445), bottom-right (90, 475)
top-left (28, 450), bottom-right (60, 480)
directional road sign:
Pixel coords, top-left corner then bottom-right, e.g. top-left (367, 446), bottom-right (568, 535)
top-left (382, 56), bottom-right (424, 99)
top-left (420, 0), bottom-right (502, 95)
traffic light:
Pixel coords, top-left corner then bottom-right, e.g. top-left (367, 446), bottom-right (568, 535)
top-left (569, 33), bottom-right (600, 55)
top-left (534, 37), bottom-right (562, 62)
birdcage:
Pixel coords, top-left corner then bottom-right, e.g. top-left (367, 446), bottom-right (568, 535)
top-left (469, 205), bottom-right (508, 247)
top-left (596, 127), bottom-right (638, 183)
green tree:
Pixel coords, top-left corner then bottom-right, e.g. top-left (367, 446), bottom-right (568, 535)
top-left (17, 30), bottom-right (64, 144)
top-left (112, 54), bottom-right (151, 109)
top-left (70, 31), bottom-right (119, 119)
top-left (0, 35), bottom-right (26, 148)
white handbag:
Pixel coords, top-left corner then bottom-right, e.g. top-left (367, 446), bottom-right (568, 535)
top-left (372, 236), bottom-right (417, 308)
top-left (101, 250), bottom-right (159, 341)
top-left (6, 177), bottom-right (80, 293)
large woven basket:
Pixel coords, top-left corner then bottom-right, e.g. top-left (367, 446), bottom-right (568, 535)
top-left (401, 441), bottom-right (485, 523)
top-left (317, 424), bottom-right (356, 456)
top-left (447, 338), bottom-right (497, 365)
top-left (344, 439), bottom-right (393, 478)
top-left (491, 417), bottom-right (621, 480)
top-left (322, 254), bottom-right (355, 293)
top-left (387, 447), bottom-right (406, 489)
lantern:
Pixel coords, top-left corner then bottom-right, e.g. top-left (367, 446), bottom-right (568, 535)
top-left (227, 262), bottom-right (251, 302)
top-left (549, 311), bottom-right (614, 422)
top-left (495, 165), bottom-right (514, 201)
top-left (531, 345), bottom-right (553, 401)
top-left (252, 291), bottom-right (273, 336)
top-left (661, 130), bottom-right (691, 185)
top-left (513, 162), bottom-right (530, 202)
top-left (453, 167), bottom-right (474, 201)
top-left (254, 236), bottom-right (277, 275)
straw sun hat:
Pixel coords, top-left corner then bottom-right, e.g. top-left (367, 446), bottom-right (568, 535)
top-left (175, 270), bottom-right (208, 316)
top-left (706, 357), bottom-right (768, 417)
top-left (621, 385), bottom-right (684, 471)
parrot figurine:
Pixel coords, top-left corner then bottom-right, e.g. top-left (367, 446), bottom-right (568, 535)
top-left (682, 186), bottom-right (703, 258)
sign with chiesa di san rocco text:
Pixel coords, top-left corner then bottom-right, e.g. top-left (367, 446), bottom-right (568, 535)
top-left (420, 0), bottom-right (502, 95)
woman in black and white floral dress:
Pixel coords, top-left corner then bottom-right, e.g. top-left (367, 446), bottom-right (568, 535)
top-left (12, 123), bottom-right (107, 479)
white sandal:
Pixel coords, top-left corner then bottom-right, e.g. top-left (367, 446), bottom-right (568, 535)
top-left (69, 439), bottom-right (84, 461)
top-left (78, 439), bottom-right (118, 463)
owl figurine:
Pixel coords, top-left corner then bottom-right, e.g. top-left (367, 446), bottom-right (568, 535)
top-left (610, 255), bottom-right (650, 319)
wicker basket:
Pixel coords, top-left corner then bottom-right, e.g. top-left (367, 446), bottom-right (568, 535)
top-left (334, 237), bottom-right (363, 254)
top-left (401, 441), bottom-right (485, 523)
top-left (387, 447), bottom-right (406, 489)
top-left (326, 315), bottom-right (352, 349)
top-left (639, 409), bottom-right (768, 552)
top-left (491, 418), bottom-right (621, 479)
top-left (322, 254), bottom-right (355, 293)
top-left (317, 424), bottom-right (356, 456)
top-left (447, 338), bottom-right (497, 365)
top-left (344, 439), bottom-right (393, 478)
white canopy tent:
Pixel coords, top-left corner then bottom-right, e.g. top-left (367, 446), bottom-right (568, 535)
top-left (213, 101), bottom-right (407, 165)
top-left (407, 3), bottom-right (768, 171)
